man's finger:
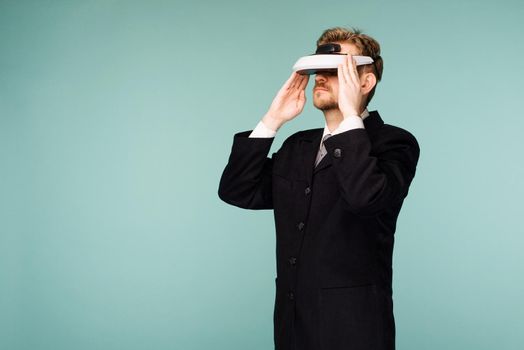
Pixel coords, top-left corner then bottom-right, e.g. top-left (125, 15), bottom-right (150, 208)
top-left (346, 54), bottom-right (359, 85)
top-left (299, 89), bottom-right (306, 103)
top-left (281, 72), bottom-right (297, 91)
top-left (297, 74), bottom-right (309, 90)
top-left (341, 58), bottom-right (351, 85)
top-left (338, 64), bottom-right (346, 86)
top-left (289, 72), bottom-right (301, 89)
top-left (345, 54), bottom-right (355, 83)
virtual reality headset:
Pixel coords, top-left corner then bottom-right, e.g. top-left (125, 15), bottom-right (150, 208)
top-left (292, 43), bottom-right (374, 75)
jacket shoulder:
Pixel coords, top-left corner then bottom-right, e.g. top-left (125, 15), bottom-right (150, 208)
top-left (381, 123), bottom-right (419, 149)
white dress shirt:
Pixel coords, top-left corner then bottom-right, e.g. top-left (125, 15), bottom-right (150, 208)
top-left (249, 109), bottom-right (370, 152)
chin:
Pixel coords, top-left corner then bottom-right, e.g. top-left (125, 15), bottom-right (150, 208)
top-left (313, 98), bottom-right (338, 111)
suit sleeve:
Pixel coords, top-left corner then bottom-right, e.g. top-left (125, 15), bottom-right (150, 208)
top-left (218, 130), bottom-right (275, 210)
top-left (323, 127), bottom-right (420, 216)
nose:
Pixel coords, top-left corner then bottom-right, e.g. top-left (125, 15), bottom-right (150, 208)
top-left (315, 73), bottom-right (328, 83)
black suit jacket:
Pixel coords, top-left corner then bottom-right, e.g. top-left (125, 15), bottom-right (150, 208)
top-left (218, 110), bottom-right (420, 350)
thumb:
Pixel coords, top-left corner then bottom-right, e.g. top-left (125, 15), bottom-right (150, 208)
top-left (299, 89), bottom-right (306, 102)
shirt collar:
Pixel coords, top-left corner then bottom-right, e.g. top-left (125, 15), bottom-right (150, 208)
top-left (322, 108), bottom-right (369, 139)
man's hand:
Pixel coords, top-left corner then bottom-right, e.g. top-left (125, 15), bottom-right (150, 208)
top-left (337, 54), bottom-right (365, 118)
top-left (262, 72), bottom-right (309, 131)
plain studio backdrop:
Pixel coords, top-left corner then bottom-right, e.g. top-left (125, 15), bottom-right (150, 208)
top-left (1, 0), bottom-right (523, 349)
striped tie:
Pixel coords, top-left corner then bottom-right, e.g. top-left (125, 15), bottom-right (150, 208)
top-left (315, 134), bottom-right (332, 167)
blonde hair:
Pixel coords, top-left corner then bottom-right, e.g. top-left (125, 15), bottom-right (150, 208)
top-left (317, 27), bottom-right (383, 107)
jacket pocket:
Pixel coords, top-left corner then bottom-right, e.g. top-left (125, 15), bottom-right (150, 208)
top-left (319, 284), bottom-right (380, 350)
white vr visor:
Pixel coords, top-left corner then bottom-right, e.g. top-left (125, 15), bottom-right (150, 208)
top-left (292, 43), bottom-right (375, 75)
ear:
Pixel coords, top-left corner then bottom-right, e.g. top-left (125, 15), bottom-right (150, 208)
top-left (360, 72), bottom-right (377, 95)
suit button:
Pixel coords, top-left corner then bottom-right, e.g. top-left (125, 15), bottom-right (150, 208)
top-left (288, 257), bottom-right (297, 266)
top-left (304, 187), bottom-right (311, 195)
top-left (333, 148), bottom-right (342, 158)
top-left (287, 291), bottom-right (295, 300)
top-left (297, 222), bottom-right (305, 231)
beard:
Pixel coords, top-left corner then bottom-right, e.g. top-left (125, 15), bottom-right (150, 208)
top-left (313, 90), bottom-right (338, 111)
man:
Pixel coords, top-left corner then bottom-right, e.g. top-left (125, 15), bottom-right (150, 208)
top-left (218, 27), bottom-right (420, 350)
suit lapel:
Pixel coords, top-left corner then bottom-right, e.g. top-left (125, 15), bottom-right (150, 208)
top-left (314, 148), bottom-right (332, 173)
top-left (297, 110), bottom-right (385, 179)
top-left (299, 129), bottom-right (323, 184)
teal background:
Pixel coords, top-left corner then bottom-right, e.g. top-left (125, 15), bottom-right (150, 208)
top-left (1, 0), bottom-right (523, 349)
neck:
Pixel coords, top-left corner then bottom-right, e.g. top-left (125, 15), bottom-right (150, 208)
top-left (323, 109), bottom-right (343, 133)
top-left (323, 106), bottom-right (364, 133)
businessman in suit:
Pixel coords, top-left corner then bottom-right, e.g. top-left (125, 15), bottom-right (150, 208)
top-left (218, 27), bottom-right (420, 350)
